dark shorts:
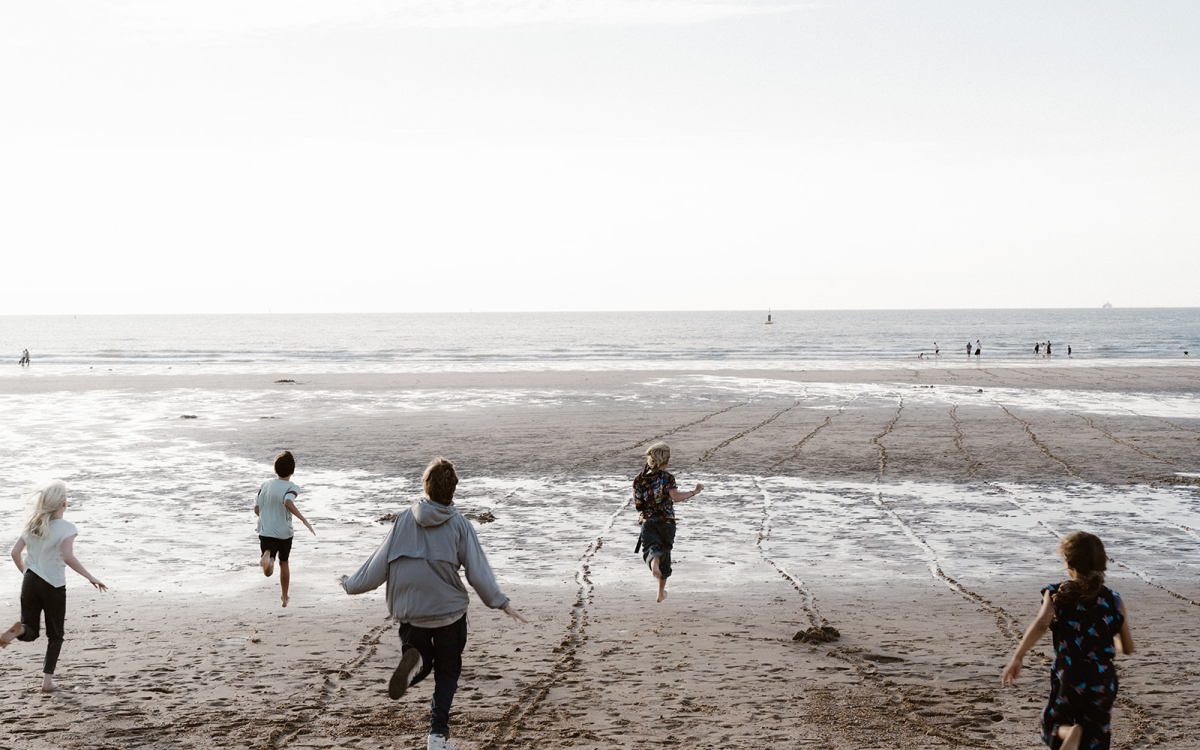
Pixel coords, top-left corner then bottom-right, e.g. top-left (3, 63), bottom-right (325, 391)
top-left (259, 535), bottom-right (294, 562)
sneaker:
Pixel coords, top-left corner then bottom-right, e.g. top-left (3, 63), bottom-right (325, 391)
top-left (388, 649), bottom-right (423, 700)
top-left (427, 734), bottom-right (455, 750)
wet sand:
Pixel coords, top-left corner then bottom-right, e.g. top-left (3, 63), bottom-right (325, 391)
top-left (0, 363), bottom-right (1197, 749)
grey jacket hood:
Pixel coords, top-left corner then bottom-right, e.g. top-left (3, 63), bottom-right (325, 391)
top-left (340, 497), bottom-right (509, 628)
top-left (412, 499), bottom-right (456, 528)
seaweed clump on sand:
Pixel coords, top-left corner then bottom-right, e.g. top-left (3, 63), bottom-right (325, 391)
top-left (793, 625), bottom-right (840, 644)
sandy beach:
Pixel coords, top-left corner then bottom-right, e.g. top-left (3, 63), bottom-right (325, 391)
top-left (1, 362), bottom-right (1197, 749)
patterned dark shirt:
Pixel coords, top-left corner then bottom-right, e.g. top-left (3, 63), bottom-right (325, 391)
top-left (633, 466), bottom-right (677, 524)
top-left (1040, 583), bottom-right (1125, 750)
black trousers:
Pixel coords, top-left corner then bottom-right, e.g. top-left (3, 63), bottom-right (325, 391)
top-left (399, 615), bottom-right (468, 737)
top-left (18, 570), bottom-right (67, 675)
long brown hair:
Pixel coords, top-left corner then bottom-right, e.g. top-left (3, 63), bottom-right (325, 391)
top-left (1054, 531), bottom-right (1107, 609)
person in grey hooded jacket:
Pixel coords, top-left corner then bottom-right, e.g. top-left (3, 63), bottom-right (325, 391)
top-left (339, 457), bottom-right (525, 750)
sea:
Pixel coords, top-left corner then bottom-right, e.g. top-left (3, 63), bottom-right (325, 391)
top-left (0, 308), bottom-right (1197, 375)
top-left (0, 309), bottom-right (1197, 598)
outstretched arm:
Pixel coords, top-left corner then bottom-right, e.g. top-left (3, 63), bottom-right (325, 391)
top-left (285, 500), bottom-right (316, 535)
top-left (1002, 590), bottom-right (1054, 686)
top-left (9, 538), bottom-right (25, 573)
top-left (668, 483), bottom-right (704, 502)
top-left (61, 536), bottom-right (107, 591)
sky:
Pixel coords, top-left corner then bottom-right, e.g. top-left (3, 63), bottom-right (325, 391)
top-left (1, 1), bottom-right (1198, 314)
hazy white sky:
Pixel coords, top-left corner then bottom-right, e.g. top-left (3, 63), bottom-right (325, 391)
top-left (2, 1), bottom-right (1197, 313)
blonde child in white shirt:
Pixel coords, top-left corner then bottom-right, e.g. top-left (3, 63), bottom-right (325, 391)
top-left (2, 481), bottom-right (106, 693)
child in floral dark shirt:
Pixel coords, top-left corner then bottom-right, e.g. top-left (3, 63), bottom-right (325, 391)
top-left (633, 442), bottom-right (703, 603)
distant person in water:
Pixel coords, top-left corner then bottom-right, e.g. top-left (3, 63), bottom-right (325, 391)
top-left (254, 450), bottom-right (315, 608)
top-left (1047, 342), bottom-right (1052, 356)
top-left (633, 442), bottom-right (703, 604)
top-left (1034, 342), bottom-right (1040, 356)
top-left (974, 340), bottom-right (981, 356)
top-left (966, 341), bottom-right (972, 356)
top-left (934, 343), bottom-right (939, 356)
top-left (18, 349), bottom-right (29, 366)
top-left (1068, 345), bottom-right (1072, 357)
top-left (2, 481), bottom-right (107, 693)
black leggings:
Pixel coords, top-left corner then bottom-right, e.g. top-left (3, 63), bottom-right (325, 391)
top-left (18, 570), bottom-right (66, 675)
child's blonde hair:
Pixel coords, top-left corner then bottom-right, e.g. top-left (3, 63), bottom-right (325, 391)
top-left (645, 442), bottom-right (671, 471)
top-left (23, 481), bottom-right (67, 540)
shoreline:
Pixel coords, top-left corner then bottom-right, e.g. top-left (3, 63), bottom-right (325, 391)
top-left (0, 363), bottom-right (1197, 748)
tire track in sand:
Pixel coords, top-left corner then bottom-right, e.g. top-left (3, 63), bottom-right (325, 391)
top-left (1059, 408), bottom-right (1177, 466)
top-left (697, 398), bottom-right (803, 464)
top-left (573, 401), bottom-right (748, 470)
top-left (769, 398), bottom-right (855, 470)
top-left (872, 399), bottom-right (1023, 643)
top-left (754, 479), bottom-right (838, 642)
top-left (479, 496), bottom-right (630, 749)
top-left (812, 396), bottom-right (994, 748)
top-left (268, 620), bottom-right (396, 749)
top-left (957, 403), bottom-right (1199, 609)
top-left (995, 402), bottom-right (1080, 478)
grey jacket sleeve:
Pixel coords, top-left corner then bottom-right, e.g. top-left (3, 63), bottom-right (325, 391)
top-left (342, 529), bottom-right (392, 596)
top-left (459, 520), bottom-right (509, 609)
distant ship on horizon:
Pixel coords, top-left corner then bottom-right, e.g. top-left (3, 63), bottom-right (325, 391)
top-left (1102, 301), bottom-right (1113, 308)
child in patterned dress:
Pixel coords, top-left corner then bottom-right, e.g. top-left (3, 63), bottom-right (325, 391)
top-left (633, 442), bottom-right (703, 603)
top-left (1001, 531), bottom-right (1136, 750)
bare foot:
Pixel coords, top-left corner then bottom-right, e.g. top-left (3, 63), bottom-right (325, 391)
top-left (650, 556), bottom-right (662, 580)
top-left (657, 588), bottom-right (668, 603)
top-left (281, 595), bottom-right (289, 608)
top-left (41, 677), bottom-right (57, 693)
top-left (260, 550), bottom-right (274, 578)
top-left (0, 621), bottom-right (24, 648)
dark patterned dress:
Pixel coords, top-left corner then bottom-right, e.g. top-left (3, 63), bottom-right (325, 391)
top-left (1040, 583), bottom-right (1125, 750)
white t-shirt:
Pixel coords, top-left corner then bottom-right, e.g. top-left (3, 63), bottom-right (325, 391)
top-left (255, 478), bottom-right (299, 539)
top-left (22, 519), bottom-right (78, 588)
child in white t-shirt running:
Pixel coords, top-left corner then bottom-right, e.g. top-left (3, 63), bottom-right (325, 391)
top-left (2, 481), bottom-right (107, 693)
top-left (255, 450), bottom-right (315, 608)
